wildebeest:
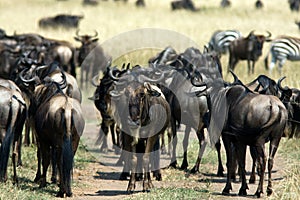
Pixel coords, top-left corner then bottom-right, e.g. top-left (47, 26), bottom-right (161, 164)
top-left (171, 0), bottom-right (197, 11)
top-left (149, 47), bottom-right (225, 176)
top-left (82, 0), bottom-right (99, 5)
top-left (228, 30), bottom-right (272, 74)
top-left (38, 14), bottom-right (84, 29)
top-left (264, 35), bottom-right (300, 74)
top-left (205, 72), bottom-right (287, 197)
top-left (0, 79), bottom-right (26, 184)
top-left (89, 64), bottom-right (128, 153)
top-left (19, 70), bottom-right (85, 197)
top-left (109, 66), bottom-right (171, 192)
top-left (74, 30), bottom-right (111, 89)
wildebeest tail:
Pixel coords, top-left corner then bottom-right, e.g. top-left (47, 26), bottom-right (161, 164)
top-left (0, 101), bottom-right (18, 181)
top-left (62, 102), bottom-right (73, 190)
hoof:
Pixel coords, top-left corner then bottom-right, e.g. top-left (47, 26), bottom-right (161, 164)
top-left (267, 187), bottom-right (273, 196)
top-left (168, 162), bottom-right (177, 169)
top-left (222, 188), bottom-right (231, 196)
top-left (119, 173), bottom-right (129, 180)
top-left (127, 184), bottom-right (135, 194)
top-left (254, 190), bottom-right (262, 198)
top-left (66, 191), bottom-right (73, 197)
top-left (249, 177), bottom-right (255, 184)
top-left (216, 170), bottom-right (224, 177)
top-left (51, 177), bottom-right (57, 184)
top-left (34, 175), bottom-right (41, 183)
top-left (153, 172), bottom-right (162, 181)
top-left (190, 166), bottom-right (199, 174)
top-left (56, 191), bottom-right (64, 198)
top-left (238, 188), bottom-right (247, 196)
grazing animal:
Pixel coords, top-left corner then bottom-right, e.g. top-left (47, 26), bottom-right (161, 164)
top-left (228, 30), bottom-right (272, 74)
top-left (109, 67), bottom-right (170, 192)
top-left (0, 81), bottom-right (26, 184)
top-left (18, 66), bottom-right (85, 197)
top-left (38, 14), bottom-right (84, 29)
top-left (171, 0), bottom-right (197, 11)
top-left (206, 72), bottom-right (287, 197)
top-left (264, 35), bottom-right (300, 74)
top-left (74, 30), bottom-right (111, 89)
top-left (208, 30), bottom-right (242, 57)
top-left (89, 64), bottom-right (128, 152)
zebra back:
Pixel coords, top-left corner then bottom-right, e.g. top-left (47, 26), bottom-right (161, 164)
top-left (208, 30), bottom-right (242, 55)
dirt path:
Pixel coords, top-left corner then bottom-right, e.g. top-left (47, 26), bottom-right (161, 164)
top-left (69, 98), bottom-right (285, 200)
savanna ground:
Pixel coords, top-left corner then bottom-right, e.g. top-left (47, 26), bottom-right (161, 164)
top-left (0, 0), bottom-right (300, 199)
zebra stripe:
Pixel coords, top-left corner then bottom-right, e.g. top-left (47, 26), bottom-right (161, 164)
top-left (266, 36), bottom-right (300, 72)
top-left (208, 30), bottom-right (242, 55)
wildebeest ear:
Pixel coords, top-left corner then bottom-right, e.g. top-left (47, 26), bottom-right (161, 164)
top-left (74, 37), bottom-right (81, 42)
top-left (92, 38), bottom-right (99, 43)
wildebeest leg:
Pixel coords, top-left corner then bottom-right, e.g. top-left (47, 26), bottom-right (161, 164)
top-left (228, 57), bottom-right (238, 73)
top-left (160, 132), bottom-right (167, 155)
top-left (180, 126), bottom-right (191, 170)
top-left (24, 120), bottom-right (31, 146)
top-left (215, 139), bottom-right (224, 176)
top-left (39, 143), bottom-right (51, 188)
top-left (34, 145), bottom-right (42, 183)
top-left (235, 143), bottom-right (248, 196)
top-left (254, 144), bottom-right (266, 198)
top-left (110, 123), bottom-right (116, 148)
top-left (222, 135), bottom-right (233, 195)
top-left (17, 131), bottom-right (23, 167)
top-left (119, 132), bottom-right (130, 180)
top-left (249, 146), bottom-right (258, 183)
top-left (190, 128), bottom-right (205, 173)
top-left (143, 136), bottom-right (156, 191)
top-left (127, 146), bottom-right (137, 193)
top-left (151, 136), bottom-right (162, 181)
top-left (97, 122), bottom-right (108, 153)
top-left (266, 138), bottom-right (281, 196)
top-left (12, 140), bottom-right (19, 185)
top-left (51, 147), bottom-right (57, 184)
top-left (169, 117), bottom-right (178, 168)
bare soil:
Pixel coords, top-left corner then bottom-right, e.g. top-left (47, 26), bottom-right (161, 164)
top-left (68, 97), bottom-right (285, 200)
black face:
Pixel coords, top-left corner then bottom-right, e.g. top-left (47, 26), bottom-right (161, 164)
top-left (128, 87), bottom-right (145, 125)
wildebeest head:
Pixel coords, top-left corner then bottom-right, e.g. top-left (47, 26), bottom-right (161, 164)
top-left (245, 31), bottom-right (272, 59)
top-left (74, 30), bottom-right (99, 65)
top-left (127, 82), bottom-right (161, 126)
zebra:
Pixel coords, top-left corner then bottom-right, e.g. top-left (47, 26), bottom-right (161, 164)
top-left (207, 30), bottom-right (242, 57)
top-left (264, 36), bottom-right (300, 73)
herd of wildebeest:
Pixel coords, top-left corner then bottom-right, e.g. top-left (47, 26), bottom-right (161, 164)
top-left (1, 1), bottom-right (300, 199)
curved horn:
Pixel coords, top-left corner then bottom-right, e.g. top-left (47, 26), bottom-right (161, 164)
top-left (137, 72), bottom-right (165, 84)
top-left (93, 30), bottom-right (98, 38)
top-left (266, 31), bottom-right (272, 38)
top-left (75, 29), bottom-right (81, 37)
top-left (19, 69), bottom-right (39, 84)
top-left (108, 66), bottom-right (121, 81)
top-left (91, 75), bottom-right (99, 87)
top-left (191, 77), bottom-right (207, 87)
top-left (229, 70), bottom-right (239, 84)
top-left (277, 76), bottom-right (287, 91)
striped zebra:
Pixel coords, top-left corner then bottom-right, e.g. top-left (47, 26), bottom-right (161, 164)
top-left (207, 30), bottom-right (242, 57)
top-left (264, 36), bottom-right (300, 73)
